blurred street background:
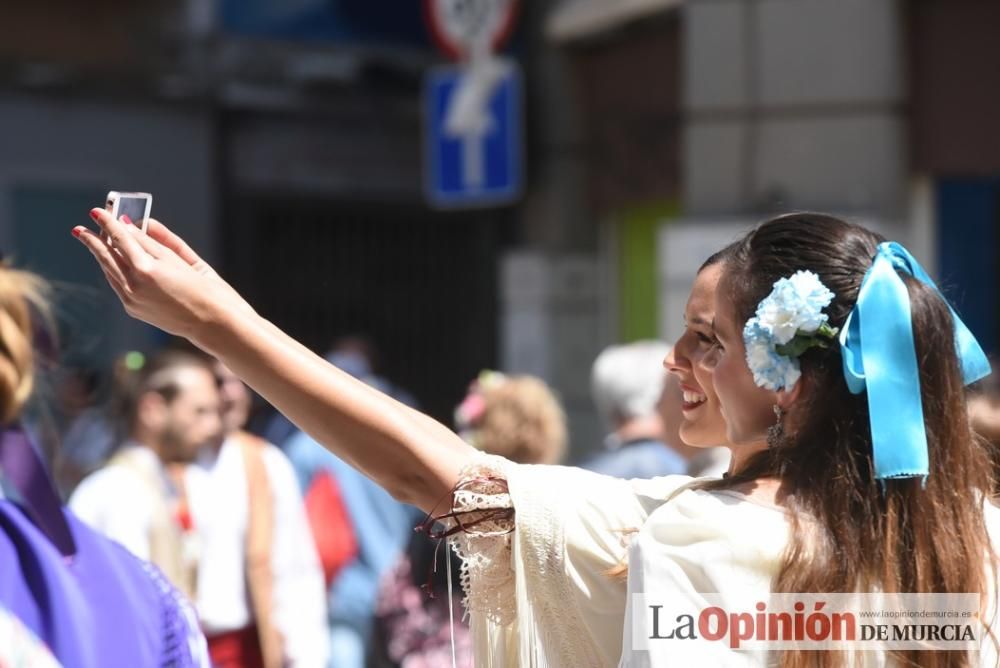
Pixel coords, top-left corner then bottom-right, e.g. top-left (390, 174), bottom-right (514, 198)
top-left (0, 0), bottom-right (997, 465)
top-left (5, 2), bottom-right (1000, 666)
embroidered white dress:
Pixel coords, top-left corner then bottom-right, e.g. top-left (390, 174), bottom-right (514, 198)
top-left (448, 454), bottom-right (1000, 667)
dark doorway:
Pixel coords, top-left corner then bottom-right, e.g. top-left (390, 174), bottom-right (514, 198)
top-left (223, 196), bottom-right (503, 425)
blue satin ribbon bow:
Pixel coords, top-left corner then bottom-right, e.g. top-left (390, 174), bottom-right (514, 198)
top-left (839, 242), bottom-right (991, 483)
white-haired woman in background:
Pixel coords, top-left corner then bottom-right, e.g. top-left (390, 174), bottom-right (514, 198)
top-left (582, 340), bottom-right (728, 479)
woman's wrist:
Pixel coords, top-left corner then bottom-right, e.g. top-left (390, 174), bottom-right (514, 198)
top-left (186, 288), bottom-right (254, 355)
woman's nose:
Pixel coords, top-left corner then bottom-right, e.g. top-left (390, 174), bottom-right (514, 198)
top-left (665, 336), bottom-right (691, 372)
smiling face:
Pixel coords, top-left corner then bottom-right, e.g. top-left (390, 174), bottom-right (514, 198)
top-left (664, 263), bottom-right (730, 447)
top-left (702, 277), bottom-right (780, 448)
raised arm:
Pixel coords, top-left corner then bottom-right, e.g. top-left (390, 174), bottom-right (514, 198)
top-left (73, 210), bottom-right (476, 513)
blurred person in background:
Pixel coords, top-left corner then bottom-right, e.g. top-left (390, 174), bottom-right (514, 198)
top-left (188, 358), bottom-right (328, 668)
top-left (454, 370), bottom-right (567, 465)
top-left (0, 263), bottom-right (208, 666)
top-left (581, 341), bottom-right (695, 479)
top-left (375, 370), bottom-right (568, 668)
top-left (69, 349), bottom-right (223, 600)
top-left (51, 365), bottom-right (116, 495)
top-left (283, 341), bottom-right (422, 668)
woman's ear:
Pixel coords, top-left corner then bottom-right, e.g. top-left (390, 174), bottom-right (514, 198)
top-left (775, 378), bottom-right (803, 410)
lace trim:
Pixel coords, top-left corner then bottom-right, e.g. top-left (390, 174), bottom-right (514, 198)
top-left (421, 455), bottom-right (605, 666)
top-left (418, 456), bottom-right (518, 626)
top-left (507, 462), bottom-right (603, 666)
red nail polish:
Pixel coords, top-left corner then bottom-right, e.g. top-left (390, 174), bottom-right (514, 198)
top-left (89, 209), bottom-right (100, 221)
top-left (121, 215), bottom-right (133, 226)
top-left (72, 228), bottom-right (82, 238)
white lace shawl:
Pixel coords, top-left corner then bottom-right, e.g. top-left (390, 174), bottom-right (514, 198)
top-left (442, 455), bottom-right (689, 667)
top-left (443, 457), bottom-right (1000, 667)
top-left (446, 454), bottom-right (604, 667)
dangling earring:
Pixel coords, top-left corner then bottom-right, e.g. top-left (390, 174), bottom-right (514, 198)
top-left (767, 405), bottom-right (785, 449)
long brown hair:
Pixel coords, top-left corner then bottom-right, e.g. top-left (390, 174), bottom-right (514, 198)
top-left (705, 213), bottom-right (998, 667)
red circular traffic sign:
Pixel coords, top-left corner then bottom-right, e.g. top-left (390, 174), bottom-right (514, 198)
top-left (423, 0), bottom-right (520, 61)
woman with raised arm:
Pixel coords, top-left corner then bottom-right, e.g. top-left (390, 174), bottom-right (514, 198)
top-left (75, 210), bottom-right (1000, 667)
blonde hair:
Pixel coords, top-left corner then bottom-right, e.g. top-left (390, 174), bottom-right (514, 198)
top-left (474, 376), bottom-right (567, 465)
top-left (0, 264), bottom-right (53, 424)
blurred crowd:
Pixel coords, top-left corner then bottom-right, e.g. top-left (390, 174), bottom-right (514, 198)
top-left (32, 329), bottom-right (733, 668)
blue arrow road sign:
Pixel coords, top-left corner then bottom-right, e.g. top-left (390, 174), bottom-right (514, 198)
top-left (424, 61), bottom-right (523, 209)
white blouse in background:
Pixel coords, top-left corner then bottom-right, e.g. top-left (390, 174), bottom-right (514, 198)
top-left (69, 443), bottom-right (182, 562)
top-left (70, 440), bottom-right (329, 666)
top-left (448, 454), bottom-right (1000, 667)
top-left (189, 437), bottom-right (329, 667)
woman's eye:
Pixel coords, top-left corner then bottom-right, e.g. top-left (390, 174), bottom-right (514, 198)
top-left (696, 331), bottom-right (722, 350)
top-left (701, 340), bottom-right (722, 368)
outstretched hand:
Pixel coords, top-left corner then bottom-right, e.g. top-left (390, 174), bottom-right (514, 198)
top-left (75, 209), bottom-right (471, 513)
top-left (73, 209), bottom-right (252, 340)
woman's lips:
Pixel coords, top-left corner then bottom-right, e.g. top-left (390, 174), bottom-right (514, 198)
top-left (681, 384), bottom-right (707, 411)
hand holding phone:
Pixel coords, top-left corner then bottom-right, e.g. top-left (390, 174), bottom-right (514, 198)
top-left (104, 192), bottom-right (152, 240)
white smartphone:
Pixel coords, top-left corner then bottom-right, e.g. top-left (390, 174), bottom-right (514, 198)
top-left (105, 191), bottom-right (152, 233)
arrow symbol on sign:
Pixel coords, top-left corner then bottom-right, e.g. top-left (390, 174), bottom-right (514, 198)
top-left (443, 55), bottom-right (510, 188)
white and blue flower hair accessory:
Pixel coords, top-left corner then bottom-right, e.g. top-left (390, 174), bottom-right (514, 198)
top-left (743, 270), bottom-right (839, 391)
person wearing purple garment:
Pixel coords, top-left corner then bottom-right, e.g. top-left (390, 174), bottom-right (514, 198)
top-left (0, 263), bottom-right (209, 667)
